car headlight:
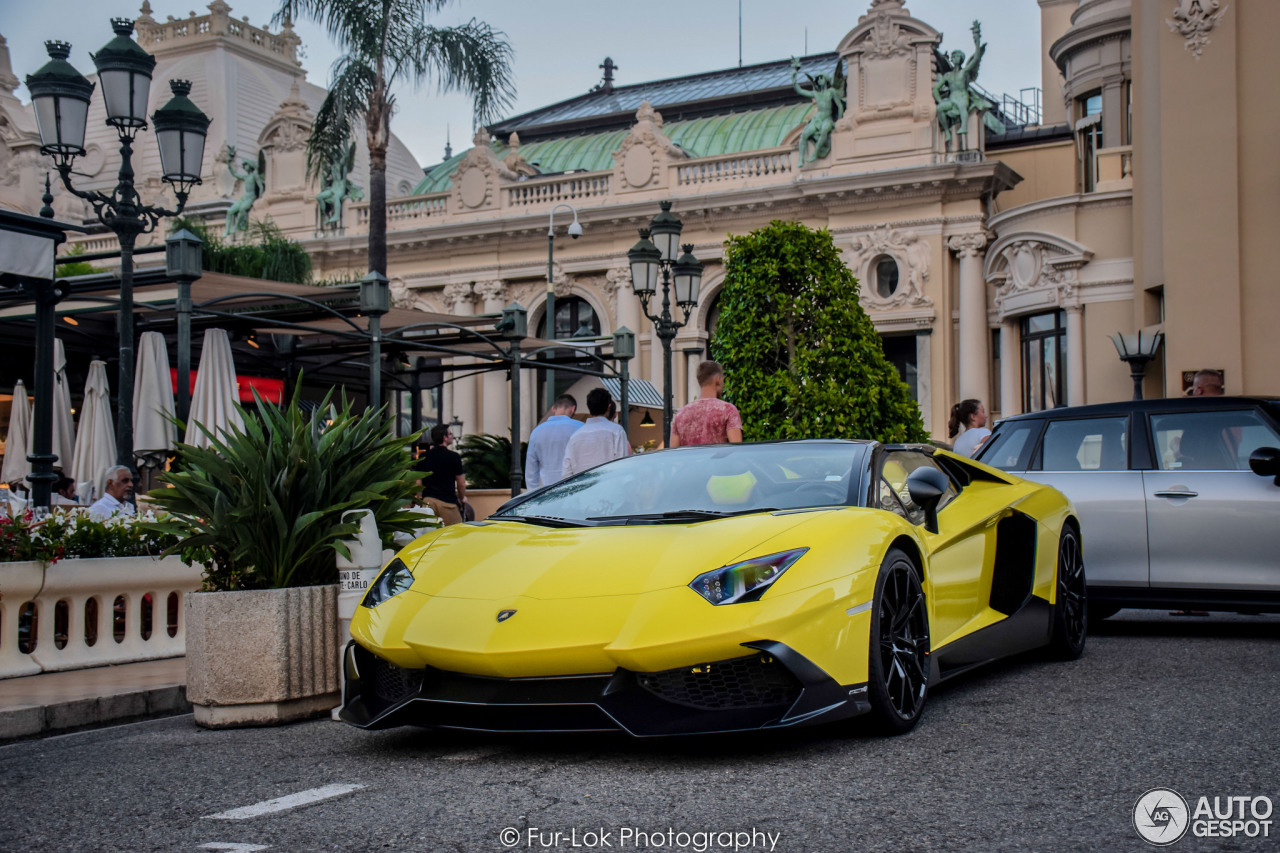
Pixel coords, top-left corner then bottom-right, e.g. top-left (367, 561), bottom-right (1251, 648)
top-left (689, 548), bottom-right (808, 605)
top-left (362, 558), bottom-right (414, 608)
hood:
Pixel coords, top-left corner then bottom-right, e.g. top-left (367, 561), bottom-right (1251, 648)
top-left (400, 512), bottom-right (834, 601)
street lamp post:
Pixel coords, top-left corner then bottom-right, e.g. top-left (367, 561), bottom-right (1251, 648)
top-left (361, 271), bottom-right (391, 410)
top-left (626, 201), bottom-right (703, 446)
top-left (545, 203), bottom-right (582, 411)
top-left (25, 19), bottom-right (211, 471)
top-left (1111, 329), bottom-right (1164, 401)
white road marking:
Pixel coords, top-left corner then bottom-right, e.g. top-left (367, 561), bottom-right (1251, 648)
top-left (202, 783), bottom-right (366, 820)
top-left (438, 745), bottom-right (506, 761)
top-left (199, 844), bottom-right (271, 851)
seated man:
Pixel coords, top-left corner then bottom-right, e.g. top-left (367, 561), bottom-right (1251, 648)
top-left (88, 466), bottom-right (136, 521)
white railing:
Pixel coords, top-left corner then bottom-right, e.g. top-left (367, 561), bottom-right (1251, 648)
top-left (0, 556), bottom-right (202, 678)
top-left (675, 149), bottom-right (794, 186)
top-left (506, 173), bottom-right (610, 207)
top-left (65, 234), bottom-right (120, 256)
top-left (352, 192), bottom-right (449, 229)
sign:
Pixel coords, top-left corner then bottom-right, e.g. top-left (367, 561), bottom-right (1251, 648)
top-left (169, 368), bottom-right (284, 403)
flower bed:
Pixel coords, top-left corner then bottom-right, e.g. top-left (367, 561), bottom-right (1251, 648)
top-left (0, 508), bottom-right (179, 564)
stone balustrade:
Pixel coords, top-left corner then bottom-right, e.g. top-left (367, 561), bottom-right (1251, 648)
top-left (0, 556), bottom-right (201, 679)
top-left (675, 148), bottom-right (794, 186)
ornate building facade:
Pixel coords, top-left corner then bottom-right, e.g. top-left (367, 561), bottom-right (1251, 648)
top-left (1, 0), bottom-right (1275, 444)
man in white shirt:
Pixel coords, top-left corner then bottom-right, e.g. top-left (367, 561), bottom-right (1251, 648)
top-left (525, 394), bottom-right (581, 489)
top-left (562, 388), bottom-right (631, 478)
top-left (88, 465), bottom-right (137, 521)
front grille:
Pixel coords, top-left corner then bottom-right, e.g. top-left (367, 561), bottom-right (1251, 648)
top-left (368, 655), bottom-right (424, 705)
top-left (637, 654), bottom-right (802, 711)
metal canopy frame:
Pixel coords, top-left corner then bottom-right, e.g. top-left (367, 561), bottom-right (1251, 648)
top-left (0, 263), bottom-right (634, 496)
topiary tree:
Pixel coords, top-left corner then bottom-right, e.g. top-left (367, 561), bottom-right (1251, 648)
top-left (711, 220), bottom-right (928, 443)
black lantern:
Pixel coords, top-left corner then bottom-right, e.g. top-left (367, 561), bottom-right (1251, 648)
top-left (152, 80), bottom-right (211, 193)
top-left (612, 326), bottom-right (636, 361)
top-left (673, 244), bottom-right (703, 308)
top-left (625, 204), bottom-right (702, 446)
top-left (648, 200), bottom-right (683, 263)
top-left (627, 229), bottom-right (661, 298)
top-left (91, 19), bottom-right (156, 132)
top-left (25, 41), bottom-right (95, 169)
top-left (165, 228), bottom-right (204, 280)
top-left (359, 270), bottom-right (391, 315)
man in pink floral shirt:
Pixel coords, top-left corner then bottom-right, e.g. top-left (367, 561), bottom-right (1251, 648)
top-left (669, 361), bottom-right (744, 447)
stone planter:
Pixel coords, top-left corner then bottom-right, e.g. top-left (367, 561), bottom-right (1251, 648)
top-left (467, 487), bottom-right (516, 520)
top-left (186, 584), bottom-right (339, 728)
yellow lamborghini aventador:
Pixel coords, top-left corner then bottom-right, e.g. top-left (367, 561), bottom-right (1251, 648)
top-left (340, 440), bottom-right (1086, 737)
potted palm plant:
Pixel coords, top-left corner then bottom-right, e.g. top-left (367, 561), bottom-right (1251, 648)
top-left (147, 387), bottom-right (421, 728)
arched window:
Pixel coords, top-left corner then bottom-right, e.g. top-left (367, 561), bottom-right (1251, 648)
top-left (535, 296), bottom-right (602, 407)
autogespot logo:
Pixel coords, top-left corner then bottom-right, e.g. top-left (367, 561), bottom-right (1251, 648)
top-left (1134, 788), bottom-right (1191, 846)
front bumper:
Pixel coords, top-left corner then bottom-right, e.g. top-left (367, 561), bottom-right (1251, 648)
top-left (339, 640), bottom-right (869, 737)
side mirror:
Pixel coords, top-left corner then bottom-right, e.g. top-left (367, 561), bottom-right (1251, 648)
top-left (906, 466), bottom-right (950, 534)
top-left (1248, 447), bottom-right (1280, 486)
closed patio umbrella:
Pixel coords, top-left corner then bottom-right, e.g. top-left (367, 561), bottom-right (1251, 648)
top-left (2, 380), bottom-right (31, 488)
top-left (51, 338), bottom-right (75, 472)
top-left (188, 328), bottom-right (243, 450)
top-left (133, 331), bottom-right (176, 460)
top-left (71, 360), bottom-right (116, 503)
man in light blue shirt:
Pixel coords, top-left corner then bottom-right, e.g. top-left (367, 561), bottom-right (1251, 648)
top-left (525, 394), bottom-right (581, 489)
top-left (562, 389), bottom-right (631, 478)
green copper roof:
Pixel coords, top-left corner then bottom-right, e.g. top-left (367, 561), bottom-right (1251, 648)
top-left (413, 102), bottom-right (812, 195)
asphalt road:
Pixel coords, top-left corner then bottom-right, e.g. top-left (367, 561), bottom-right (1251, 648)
top-left (1, 610), bottom-right (1277, 853)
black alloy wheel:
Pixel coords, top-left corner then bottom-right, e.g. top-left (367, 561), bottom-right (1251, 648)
top-left (866, 548), bottom-right (930, 734)
top-left (1047, 524), bottom-right (1087, 660)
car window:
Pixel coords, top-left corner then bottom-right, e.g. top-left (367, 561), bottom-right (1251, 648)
top-left (878, 450), bottom-right (958, 526)
top-left (1039, 417), bottom-right (1128, 471)
top-left (976, 421), bottom-right (1040, 471)
top-left (1150, 410), bottom-right (1280, 471)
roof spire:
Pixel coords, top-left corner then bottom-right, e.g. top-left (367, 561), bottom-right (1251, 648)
top-left (598, 57), bottom-right (617, 94)
top-left (444, 124), bottom-right (452, 160)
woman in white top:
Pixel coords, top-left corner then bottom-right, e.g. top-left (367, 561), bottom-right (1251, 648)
top-left (949, 399), bottom-right (991, 458)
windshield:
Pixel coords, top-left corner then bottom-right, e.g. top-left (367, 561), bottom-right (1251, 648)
top-left (498, 442), bottom-right (869, 523)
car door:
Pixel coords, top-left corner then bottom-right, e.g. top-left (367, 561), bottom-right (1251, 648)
top-left (1144, 408), bottom-right (1280, 591)
top-left (877, 449), bottom-right (1006, 648)
top-left (1026, 415), bottom-right (1149, 589)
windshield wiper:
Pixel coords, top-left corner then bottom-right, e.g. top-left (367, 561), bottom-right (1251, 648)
top-left (587, 508), bottom-right (777, 522)
top-left (492, 514), bottom-right (587, 528)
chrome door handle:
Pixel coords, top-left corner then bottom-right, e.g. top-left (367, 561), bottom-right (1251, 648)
top-left (1154, 490), bottom-right (1199, 498)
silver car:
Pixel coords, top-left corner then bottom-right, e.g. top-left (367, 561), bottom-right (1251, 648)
top-left (975, 396), bottom-right (1280, 616)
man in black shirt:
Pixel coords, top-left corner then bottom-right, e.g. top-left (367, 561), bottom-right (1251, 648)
top-left (414, 424), bottom-right (467, 526)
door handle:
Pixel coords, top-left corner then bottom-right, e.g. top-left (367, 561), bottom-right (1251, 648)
top-left (1154, 489), bottom-right (1198, 499)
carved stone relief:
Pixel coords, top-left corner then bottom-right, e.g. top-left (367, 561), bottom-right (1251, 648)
top-left (451, 128), bottom-right (516, 211)
top-left (388, 276), bottom-right (414, 309)
top-left (1167, 0), bottom-right (1228, 60)
top-left (847, 225), bottom-right (933, 309)
top-left (441, 282), bottom-right (474, 314)
top-left (989, 239), bottom-right (1086, 315)
top-left (614, 101), bottom-right (686, 190)
top-left (474, 279), bottom-right (508, 306)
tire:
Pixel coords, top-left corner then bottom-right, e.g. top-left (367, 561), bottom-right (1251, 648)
top-left (866, 547), bottom-right (931, 735)
top-left (1046, 524), bottom-right (1087, 660)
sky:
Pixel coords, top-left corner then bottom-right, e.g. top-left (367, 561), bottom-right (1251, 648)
top-left (1, 0), bottom-right (1045, 169)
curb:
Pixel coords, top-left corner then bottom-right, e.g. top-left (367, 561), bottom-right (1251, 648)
top-left (0, 685), bottom-right (191, 743)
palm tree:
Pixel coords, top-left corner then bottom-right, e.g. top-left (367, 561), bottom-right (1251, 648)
top-left (274, 1), bottom-right (515, 275)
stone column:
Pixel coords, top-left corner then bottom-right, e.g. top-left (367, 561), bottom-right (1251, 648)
top-left (1065, 303), bottom-right (1085, 406)
top-left (949, 233), bottom-right (991, 403)
top-left (442, 283), bottom-right (476, 434)
top-left (476, 280), bottom-right (508, 435)
top-left (683, 346), bottom-right (704, 406)
top-left (914, 328), bottom-right (932, 435)
top-left (1000, 319), bottom-right (1020, 417)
